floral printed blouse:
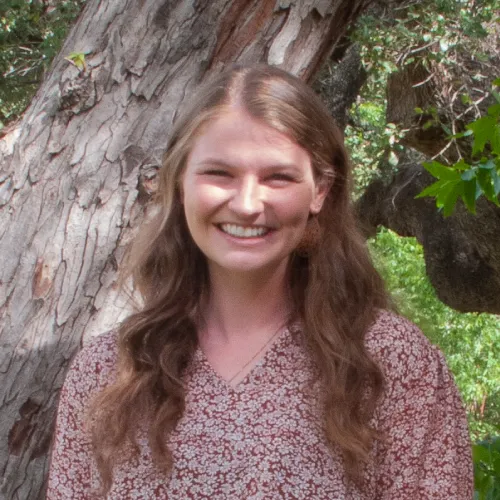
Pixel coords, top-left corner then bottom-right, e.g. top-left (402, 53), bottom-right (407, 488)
top-left (47, 311), bottom-right (473, 499)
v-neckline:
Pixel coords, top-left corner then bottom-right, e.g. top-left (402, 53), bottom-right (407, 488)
top-left (194, 326), bottom-right (291, 392)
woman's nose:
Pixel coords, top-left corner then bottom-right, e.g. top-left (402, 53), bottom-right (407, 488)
top-left (228, 177), bottom-right (264, 216)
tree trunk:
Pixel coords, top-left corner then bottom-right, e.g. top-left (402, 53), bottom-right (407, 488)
top-left (0, 0), bottom-right (374, 497)
top-left (356, 163), bottom-right (500, 314)
top-left (355, 21), bottom-right (500, 314)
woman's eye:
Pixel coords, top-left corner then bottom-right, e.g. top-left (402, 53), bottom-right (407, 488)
top-left (268, 173), bottom-right (294, 182)
top-left (204, 169), bottom-right (231, 177)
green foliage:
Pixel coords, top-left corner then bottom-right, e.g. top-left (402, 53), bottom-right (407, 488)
top-left (346, 102), bottom-right (403, 194)
top-left (370, 228), bottom-right (500, 499)
top-left (64, 51), bottom-right (86, 71)
top-left (417, 86), bottom-right (500, 215)
top-left (347, 0), bottom-right (500, 194)
top-left (370, 228), bottom-right (500, 441)
top-left (352, 0), bottom-right (498, 94)
top-left (473, 437), bottom-right (500, 499)
top-left (0, 0), bottom-right (84, 127)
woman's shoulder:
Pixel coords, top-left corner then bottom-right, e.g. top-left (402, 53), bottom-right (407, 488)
top-left (76, 329), bottom-right (119, 369)
top-left (364, 309), bottom-right (467, 424)
top-left (365, 309), bottom-right (438, 354)
top-left (65, 330), bottom-right (119, 394)
top-left (364, 314), bottom-right (472, 497)
top-left (365, 309), bottom-right (444, 380)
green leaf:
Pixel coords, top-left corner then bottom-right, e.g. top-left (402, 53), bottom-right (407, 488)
top-left (442, 181), bottom-right (463, 216)
top-left (416, 177), bottom-right (463, 216)
top-left (454, 159), bottom-right (471, 171)
top-left (434, 179), bottom-right (458, 207)
top-left (64, 51), bottom-right (86, 71)
top-left (493, 78), bottom-right (500, 87)
top-left (487, 103), bottom-right (500, 119)
top-left (439, 39), bottom-right (449, 52)
top-left (491, 169), bottom-right (500, 196)
top-left (388, 151), bottom-right (399, 166)
top-left (462, 179), bottom-right (477, 213)
top-left (441, 123), bottom-right (452, 135)
top-left (422, 119), bottom-right (434, 130)
top-left (452, 129), bottom-right (473, 139)
top-left (473, 443), bottom-right (492, 464)
top-left (461, 94), bottom-right (472, 105)
top-left (491, 124), bottom-right (500, 155)
top-left (382, 61), bottom-right (396, 73)
top-left (415, 180), bottom-right (444, 199)
top-left (467, 116), bottom-right (497, 155)
top-left (461, 168), bottom-right (477, 181)
top-left (476, 167), bottom-right (500, 205)
top-left (478, 160), bottom-right (496, 170)
top-left (493, 453), bottom-right (500, 475)
top-left (423, 161), bottom-right (461, 181)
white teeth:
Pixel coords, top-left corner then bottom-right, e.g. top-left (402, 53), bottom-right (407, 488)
top-left (220, 224), bottom-right (269, 238)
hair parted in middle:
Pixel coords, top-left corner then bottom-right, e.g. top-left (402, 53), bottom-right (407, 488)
top-left (89, 64), bottom-right (389, 494)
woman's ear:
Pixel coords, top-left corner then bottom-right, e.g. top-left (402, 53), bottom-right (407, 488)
top-left (310, 176), bottom-right (333, 214)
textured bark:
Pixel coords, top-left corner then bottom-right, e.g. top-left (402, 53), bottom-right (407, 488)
top-left (0, 0), bottom-right (375, 497)
top-left (356, 163), bottom-right (500, 314)
top-left (386, 23), bottom-right (500, 163)
top-left (362, 21), bottom-right (500, 314)
top-left (313, 43), bottom-right (367, 130)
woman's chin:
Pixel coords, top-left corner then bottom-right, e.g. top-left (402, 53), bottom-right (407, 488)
top-left (207, 254), bottom-right (290, 276)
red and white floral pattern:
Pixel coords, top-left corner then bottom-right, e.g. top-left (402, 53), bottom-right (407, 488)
top-left (47, 311), bottom-right (473, 499)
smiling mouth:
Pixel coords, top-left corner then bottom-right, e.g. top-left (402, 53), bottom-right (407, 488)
top-left (218, 224), bottom-right (272, 238)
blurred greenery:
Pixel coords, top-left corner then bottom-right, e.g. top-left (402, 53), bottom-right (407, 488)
top-left (473, 437), bottom-right (500, 499)
top-left (371, 227), bottom-right (500, 497)
top-left (370, 228), bottom-right (500, 440)
top-left (347, 0), bottom-right (500, 195)
top-left (0, 0), bottom-right (84, 127)
top-left (417, 93), bottom-right (500, 216)
top-left (349, 11), bottom-right (500, 487)
top-left (347, 100), bottom-right (403, 196)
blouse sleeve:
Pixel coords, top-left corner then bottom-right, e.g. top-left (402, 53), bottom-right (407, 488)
top-left (46, 333), bottom-right (117, 499)
top-left (368, 312), bottom-right (473, 499)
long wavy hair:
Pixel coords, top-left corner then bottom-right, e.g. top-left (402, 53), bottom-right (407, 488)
top-left (89, 64), bottom-right (389, 493)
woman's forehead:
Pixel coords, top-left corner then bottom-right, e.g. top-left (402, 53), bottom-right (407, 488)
top-left (187, 109), bottom-right (311, 171)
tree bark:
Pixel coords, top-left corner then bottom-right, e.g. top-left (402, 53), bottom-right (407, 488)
top-left (385, 22), bottom-right (499, 164)
top-left (356, 163), bottom-right (500, 314)
top-left (0, 0), bottom-right (375, 497)
top-left (356, 21), bottom-right (500, 314)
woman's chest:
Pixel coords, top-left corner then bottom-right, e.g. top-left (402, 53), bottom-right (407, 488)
top-left (105, 383), bottom-right (365, 499)
top-left (171, 382), bottom-right (348, 498)
top-left (104, 337), bottom-right (371, 499)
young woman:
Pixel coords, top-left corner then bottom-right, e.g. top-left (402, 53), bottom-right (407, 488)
top-left (47, 65), bottom-right (473, 499)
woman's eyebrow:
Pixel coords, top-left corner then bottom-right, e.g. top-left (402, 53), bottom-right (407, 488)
top-left (195, 158), bottom-right (233, 168)
top-left (196, 158), bottom-right (300, 171)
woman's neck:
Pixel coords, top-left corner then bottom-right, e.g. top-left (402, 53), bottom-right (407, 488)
top-left (201, 263), bottom-right (291, 345)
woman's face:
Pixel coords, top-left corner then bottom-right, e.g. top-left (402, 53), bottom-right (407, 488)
top-left (180, 108), bottom-right (329, 276)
